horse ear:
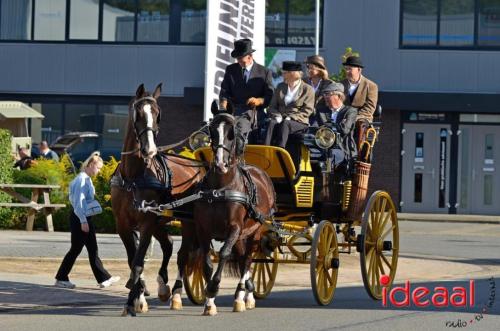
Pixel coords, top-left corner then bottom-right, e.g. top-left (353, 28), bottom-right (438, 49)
top-left (211, 100), bottom-right (219, 116)
top-left (226, 99), bottom-right (234, 115)
top-left (153, 83), bottom-right (162, 99)
top-left (136, 84), bottom-right (145, 98)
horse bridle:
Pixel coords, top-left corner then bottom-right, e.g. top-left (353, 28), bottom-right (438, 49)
top-left (211, 114), bottom-right (237, 166)
top-left (122, 96), bottom-right (160, 156)
top-left (132, 96), bottom-right (160, 140)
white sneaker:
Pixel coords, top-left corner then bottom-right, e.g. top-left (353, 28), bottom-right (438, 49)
top-left (55, 280), bottom-right (76, 289)
top-left (99, 276), bottom-right (120, 288)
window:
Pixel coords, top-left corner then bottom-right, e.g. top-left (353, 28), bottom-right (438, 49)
top-left (137, 0), bottom-right (170, 42)
top-left (34, 0), bottom-right (66, 41)
top-left (69, 0), bottom-right (99, 40)
top-left (401, 0), bottom-right (500, 48)
top-left (102, 0), bottom-right (135, 42)
top-left (266, 0), bottom-right (322, 46)
top-left (1, 0), bottom-right (32, 40)
top-left (0, 0), bottom-right (323, 46)
top-left (478, 0), bottom-right (500, 46)
top-left (180, 0), bottom-right (206, 43)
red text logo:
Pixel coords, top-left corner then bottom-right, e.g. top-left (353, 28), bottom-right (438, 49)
top-left (381, 275), bottom-right (475, 308)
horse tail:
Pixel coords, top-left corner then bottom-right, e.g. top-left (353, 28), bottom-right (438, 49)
top-left (224, 259), bottom-right (241, 278)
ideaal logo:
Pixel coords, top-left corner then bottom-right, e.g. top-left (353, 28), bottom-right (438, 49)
top-left (380, 275), bottom-right (475, 307)
top-left (379, 275), bottom-right (496, 328)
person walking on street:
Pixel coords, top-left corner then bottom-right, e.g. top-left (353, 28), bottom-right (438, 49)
top-left (55, 152), bottom-right (120, 289)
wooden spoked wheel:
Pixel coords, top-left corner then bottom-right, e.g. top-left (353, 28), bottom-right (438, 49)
top-left (251, 248), bottom-right (278, 299)
top-left (310, 221), bottom-right (339, 305)
top-left (359, 190), bottom-right (399, 300)
top-left (183, 249), bottom-right (215, 305)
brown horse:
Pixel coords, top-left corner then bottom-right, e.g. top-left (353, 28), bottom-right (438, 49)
top-left (175, 113), bottom-right (276, 316)
top-left (111, 83), bottom-right (205, 316)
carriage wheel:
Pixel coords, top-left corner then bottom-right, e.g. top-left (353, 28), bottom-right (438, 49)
top-left (251, 248), bottom-right (278, 299)
top-left (183, 256), bottom-right (206, 305)
top-left (359, 190), bottom-right (399, 300)
top-left (310, 221), bottom-right (339, 305)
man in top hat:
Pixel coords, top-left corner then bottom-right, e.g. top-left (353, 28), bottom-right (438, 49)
top-left (304, 55), bottom-right (333, 111)
top-left (340, 56), bottom-right (378, 148)
top-left (313, 81), bottom-right (357, 163)
top-left (219, 39), bottom-right (274, 149)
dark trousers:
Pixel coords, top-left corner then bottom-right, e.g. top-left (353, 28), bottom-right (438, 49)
top-left (55, 211), bottom-right (111, 283)
top-left (264, 119), bottom-right (308, 148)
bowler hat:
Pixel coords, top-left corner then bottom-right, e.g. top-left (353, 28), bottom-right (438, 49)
top-left (322, 82), bottom-right (345, 95)
top-left (342, 56), bottom-right (364, 68)
top-left (304, 55), bottom-right (327, 70)
top-left (231, 39), bottom-right (255, 58)
top-left (282, 61), bottom-right (303, 72)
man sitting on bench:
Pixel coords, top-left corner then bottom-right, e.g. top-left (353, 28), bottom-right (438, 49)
top-left (312, 82), bottom-right (357, 166)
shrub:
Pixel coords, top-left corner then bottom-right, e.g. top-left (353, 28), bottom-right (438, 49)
top-left (0, 129), bottom-right (15, 228)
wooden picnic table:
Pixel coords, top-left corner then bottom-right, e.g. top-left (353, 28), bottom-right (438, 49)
top-left (0, 184), bottom-right (66, 232)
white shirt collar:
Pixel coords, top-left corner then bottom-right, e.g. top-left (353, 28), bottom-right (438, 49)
top-left (243, 61), bottom-right (254, 72)
top-left (284, 80), bottom-right (302, 105)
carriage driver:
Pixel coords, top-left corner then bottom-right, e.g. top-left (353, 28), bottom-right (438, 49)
top-left (313, 82), bottom-right (358, 166)
top-left (219, 39), bottom-right (274, 151)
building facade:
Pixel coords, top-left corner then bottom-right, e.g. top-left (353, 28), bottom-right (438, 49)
top-left (1, 0), bottom-right (499, 215)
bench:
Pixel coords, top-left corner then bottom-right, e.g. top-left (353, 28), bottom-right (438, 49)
top-left (0, 184), bottom-right (66, 232)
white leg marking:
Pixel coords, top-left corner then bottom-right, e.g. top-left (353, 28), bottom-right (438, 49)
top-left (205, 297), bottom-right (215, 306)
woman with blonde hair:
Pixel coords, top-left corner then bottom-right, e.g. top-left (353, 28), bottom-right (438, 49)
top-left (304, 55), bottom-right (333, 111)
top-left (55, 152), bottom-right (120, 289)
top-left (264, 61), bottom-right (315, 148)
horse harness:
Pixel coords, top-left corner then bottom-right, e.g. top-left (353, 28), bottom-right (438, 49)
top-left (110, 153), bottom-right (173, 207)
top-left (138, 163), bottom-right (274, 225)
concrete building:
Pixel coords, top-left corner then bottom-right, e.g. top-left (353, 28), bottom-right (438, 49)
top-left (1, 0), bottom-right (499, 215)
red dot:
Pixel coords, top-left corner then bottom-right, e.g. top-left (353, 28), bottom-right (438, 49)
top-left (380, 275), bottom-right (391, 286)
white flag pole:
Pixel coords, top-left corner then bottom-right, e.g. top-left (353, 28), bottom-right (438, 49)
top-left (315, 0), bottom-right (320, 55)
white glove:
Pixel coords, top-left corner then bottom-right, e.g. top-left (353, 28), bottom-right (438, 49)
top-left (285, 116), bottom-right (291, 121)
top-left (275, 114), bottom-right (283, 124)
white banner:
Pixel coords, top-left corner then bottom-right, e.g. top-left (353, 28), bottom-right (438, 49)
top-left (203, 0), bottom-right (266, 122)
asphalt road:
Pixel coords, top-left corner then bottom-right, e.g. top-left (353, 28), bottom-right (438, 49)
top-left (0, 221), bottom-right (499, 331)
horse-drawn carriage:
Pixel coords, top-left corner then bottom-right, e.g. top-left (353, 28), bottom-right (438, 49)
top-left (181, 116), bottom-right (399, 306)
top-left (112, 85), bottom-right (398, 316)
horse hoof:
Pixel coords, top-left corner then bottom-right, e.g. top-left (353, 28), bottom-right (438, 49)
top-left (134, 295), bottom-right (149, 313)
top-left (245, 299), bottom-right (256, 310)
top-left (202, 305), bottom-right (217, 316)
top-left (170, 299), bottom-right (183, 310)
top-left (158, 285), bottom-right (171, 302)
top-left (233, 300), bottom-right (246, 312)
top-left (121, 305), bottom-right (136, 317)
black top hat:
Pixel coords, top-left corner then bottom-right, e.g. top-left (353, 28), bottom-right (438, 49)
top-left (282, 61), bottom-right (303, 72)
top-left (231, 39), bottom-right (255, 58)
top-left (342, 56), bottom-right (364, 68)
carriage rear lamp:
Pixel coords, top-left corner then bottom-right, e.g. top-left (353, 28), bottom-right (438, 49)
top-left (189, 131), bottom-right (211, 150)
top-left (314, 126), bottom-right (336, 149)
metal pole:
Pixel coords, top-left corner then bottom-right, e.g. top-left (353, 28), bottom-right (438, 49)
top-left (315, 0), bottom-right (320, 55)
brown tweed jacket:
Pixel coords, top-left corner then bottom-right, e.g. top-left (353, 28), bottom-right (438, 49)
top-left (341, 75), bottom-right (378, 122)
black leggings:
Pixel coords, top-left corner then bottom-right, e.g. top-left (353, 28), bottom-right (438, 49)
top-left (55, 211), bottom-right (111, 283)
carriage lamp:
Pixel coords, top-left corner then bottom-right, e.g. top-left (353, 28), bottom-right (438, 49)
top-left (314, 126), bottom-right (336, 149)
top-left (189, 130), bottom-right (211, 150)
